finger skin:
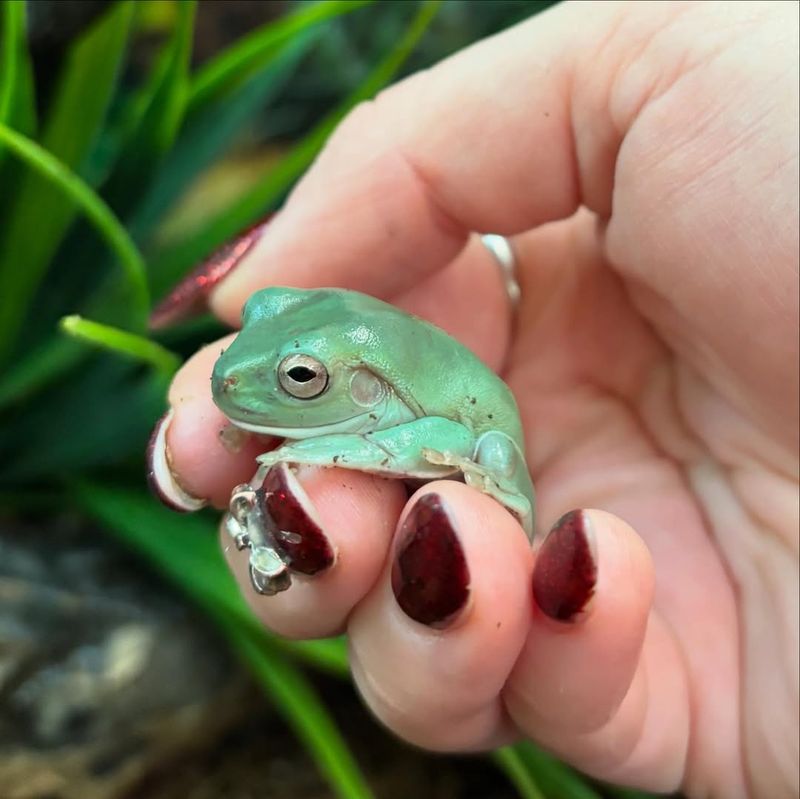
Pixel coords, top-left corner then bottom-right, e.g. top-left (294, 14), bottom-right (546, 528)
top-left (504, 509), bottom-right (690, 793)
top-left (223, 465), bottom-right (406, 640)
top-left (165, 335), bottom-right (268, 508)
top-left (393, 235), bottom-right (512, 371)
top-left (347, 481), bottom-right (533, 752)
top-left (500, 216), bottom-right (747, 796)
top-left (210, 0), bottom-right (607, 322)
top-left (512, 510), bottom-right (655, 734)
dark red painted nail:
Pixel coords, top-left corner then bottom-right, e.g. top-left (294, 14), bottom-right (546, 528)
top-left (532, 510), bottom-right (597, 622)
top-left (148, 215), bottom-right (273, 329)
top-left (391, 493), bottom-right (469, 629)
top-left (258, 465), bottom-right (335, 576)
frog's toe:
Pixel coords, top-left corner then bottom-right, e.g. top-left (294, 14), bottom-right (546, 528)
top-left (458, 461), bottom-right (495, 487)
top-left (422, 448), bottom-right (473, 470)
top-left (256, 451), bottom-right (280, 466)
top-left (421, 447), bottom-right (447, 465)
top-left (457, 463), bottom-right (533, 538)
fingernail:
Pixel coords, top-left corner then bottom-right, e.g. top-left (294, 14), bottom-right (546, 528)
top-left (258, 464), bottom-right (335, 576)
top-left (146, 410), bottom-right (207, 512)
top-left (532, 510), bottom-right (597, 622)
top-left (391, 493), bottom-right (470, 629)
top-left (148, 216), bottom-right (272, 329)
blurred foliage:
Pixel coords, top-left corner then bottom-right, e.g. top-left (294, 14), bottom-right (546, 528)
top-left (0, 2), bottom-right (656, 797)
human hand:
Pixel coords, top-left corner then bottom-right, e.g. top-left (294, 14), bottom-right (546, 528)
top-left (147, 2), bottom-right (799, 795)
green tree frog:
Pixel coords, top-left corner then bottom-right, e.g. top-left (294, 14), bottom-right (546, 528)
top-left (212, 287), bottom-right (535, 590)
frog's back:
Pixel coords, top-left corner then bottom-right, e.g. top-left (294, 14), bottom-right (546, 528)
top-left (329, 290), bottom-right (526, 449)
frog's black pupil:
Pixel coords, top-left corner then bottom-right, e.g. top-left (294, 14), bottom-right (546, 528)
top-left (288, 366), bottom-right (316, 383)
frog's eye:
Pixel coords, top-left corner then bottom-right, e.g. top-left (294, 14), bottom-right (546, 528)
top-left (277, 354), bottom-right (329, 399)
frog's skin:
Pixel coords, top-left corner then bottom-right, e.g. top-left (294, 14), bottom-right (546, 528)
top-left (212, 287), bottom-right (535, 543)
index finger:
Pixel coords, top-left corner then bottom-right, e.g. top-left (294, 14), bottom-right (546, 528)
top-left (209, 0), bottom-right (635, 324)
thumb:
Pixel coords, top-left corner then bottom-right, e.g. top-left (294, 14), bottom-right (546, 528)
top-left (208, 0), bottom-right (652, 322)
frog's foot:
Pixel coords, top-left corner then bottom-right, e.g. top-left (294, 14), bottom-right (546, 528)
top-left (422, 447), bottom-right (518, 497)
top-left (422, 433), bottom-right (534, 539)
top-left (422, 447), bottom-right (496, 484)
top-left (255, 450), bottom-right (286, 469)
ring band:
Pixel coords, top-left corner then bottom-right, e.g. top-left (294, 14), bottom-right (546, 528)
top-left (481, 234), bottom-right (521, 308)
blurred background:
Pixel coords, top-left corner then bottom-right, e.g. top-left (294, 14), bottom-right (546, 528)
top-left (0, 2), bottom-right (656, 798)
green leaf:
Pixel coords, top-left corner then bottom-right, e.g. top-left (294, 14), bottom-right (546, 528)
top-left (0, 0), bottom-right (33, 132)
top-left (0, 2), bottom-right (136, 359)
top-left (129, 25), bottom-right (317, 258)
top-left (189, 0), bottom-right (372, 110)
top-left (0, 360), bottom-right (167, 481)
top-left (0, 123), bottom-right (150, 356)
top-left (49, 9), bottom-right (318, 330)
top-left (0, 1), bottom-right (20, 125)
top-left (100, 0), bottom-right (196, 217)
top-left (493, 747), bottom-right (546, 799)
top-left (75, 482), bottom-right (373, 799)
top-left (0, 269), bottom-right (179, 411)
top-left (60, 315), bottom-right (180, 376)
top-left (277, 636), bottom-right (350, 678)
top-left (0, 0), bottom-right (36, 221)
top-left (151, 0), bottom-right (443, 282)
top-left (0, 337), bottom-right (85, 411)
top-left (133, 0), bottom-right (195, 155)
top-left (124, 1), bottom-right (375, 267)
top-left (504, 742), bottom-right (603, 799)
top-left (602, 786), bottom-right (661, 799)
top-left (228, 630), bottom-right (374, 799)
top-left (38, 1), bottom-right (134, 170)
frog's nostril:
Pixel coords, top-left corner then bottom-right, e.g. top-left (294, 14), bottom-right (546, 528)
top-left (212, 368), bottom-right (240, 397)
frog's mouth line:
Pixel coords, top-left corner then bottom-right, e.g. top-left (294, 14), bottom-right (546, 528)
top-left (227, 412), bottom-right (377, 439)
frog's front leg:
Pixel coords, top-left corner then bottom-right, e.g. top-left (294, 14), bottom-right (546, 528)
top-left (423, 430), bottom-right (535, 539)
top-left (253, 416), bottom-right (475, 483)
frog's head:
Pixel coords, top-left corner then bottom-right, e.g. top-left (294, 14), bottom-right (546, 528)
top-left (211, 287), bottom-right (390, 436)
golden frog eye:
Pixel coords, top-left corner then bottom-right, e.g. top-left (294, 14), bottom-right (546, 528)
top-left (277, 354), bottom-right (329, 399)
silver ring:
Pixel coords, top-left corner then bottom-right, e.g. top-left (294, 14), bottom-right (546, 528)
top-left (481, 234), bottom-right (520, 308)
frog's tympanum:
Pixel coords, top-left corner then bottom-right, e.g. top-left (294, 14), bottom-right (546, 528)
top-left (212, 287), bottom-right (534, 595)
